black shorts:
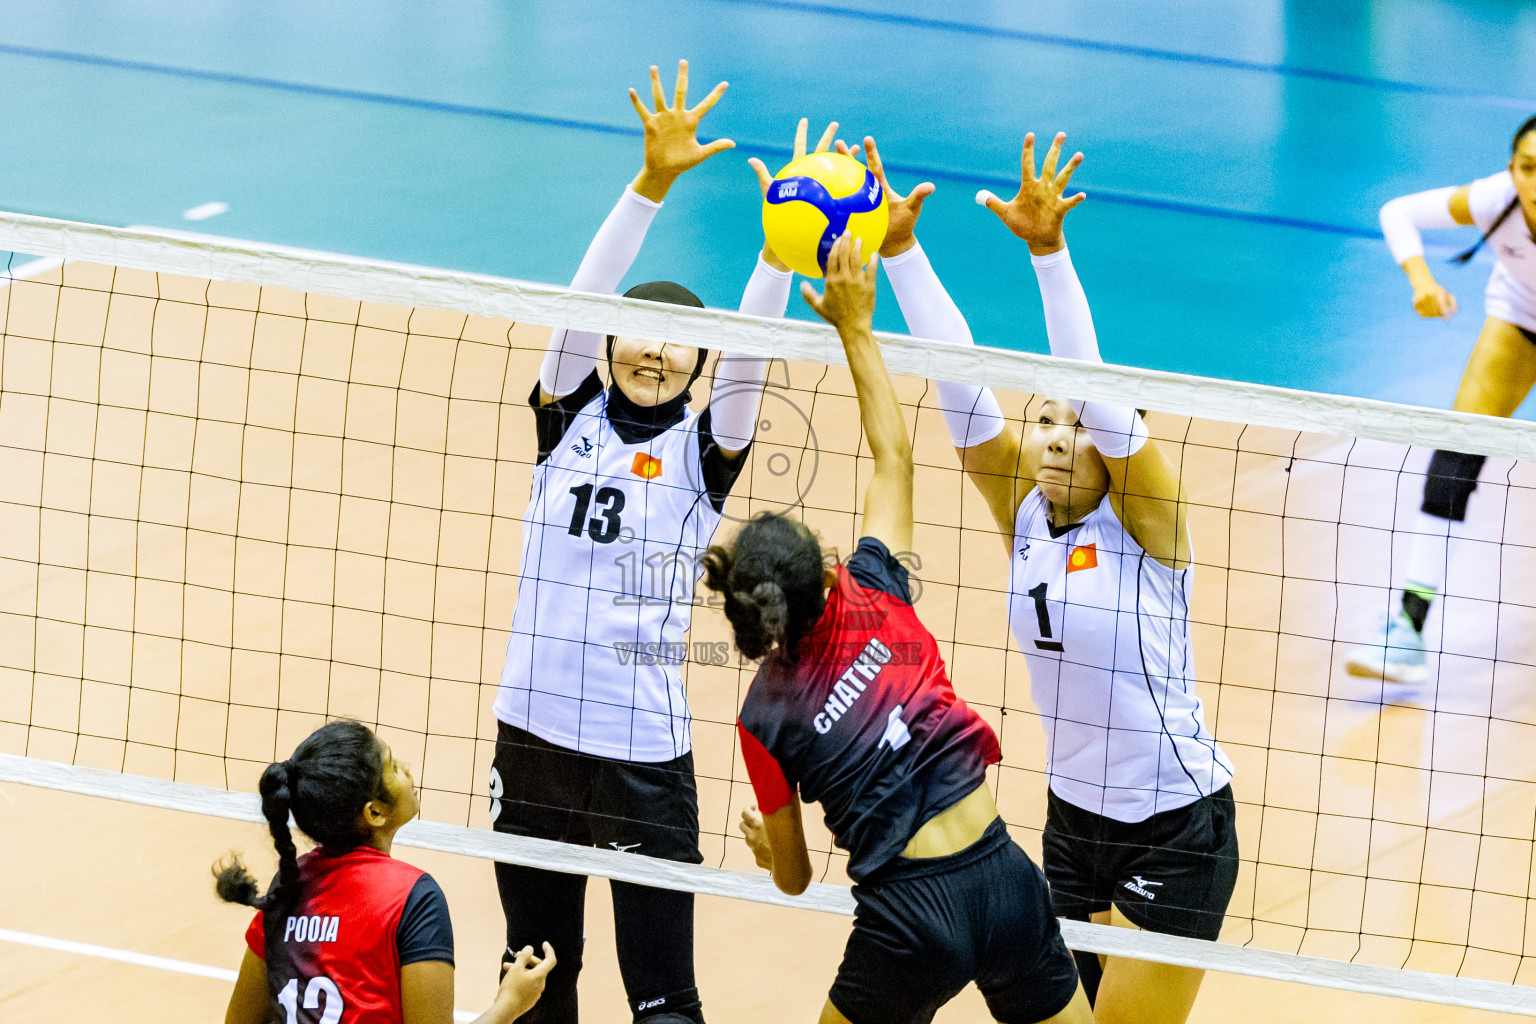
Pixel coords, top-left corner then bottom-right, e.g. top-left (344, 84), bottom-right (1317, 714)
top-left (1043, 786), bottom-right (1238, 942)
top-left (489, 721), bottom-right (701, 864)
top-left (830, 819), bottom-right (1079, 1024)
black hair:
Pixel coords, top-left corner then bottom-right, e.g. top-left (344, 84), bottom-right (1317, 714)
top-left (1452, 114), bottom-right (1536, 265)
top-left (212, 719), bottom-right (390, 912)
top-left (702, 513), bottom-right (829, 662)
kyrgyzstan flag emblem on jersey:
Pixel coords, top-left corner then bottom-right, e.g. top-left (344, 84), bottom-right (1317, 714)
top-left (631, 453), bottom-right (663, 479)
top-left (1066, 543), bottom-right (1097, 573)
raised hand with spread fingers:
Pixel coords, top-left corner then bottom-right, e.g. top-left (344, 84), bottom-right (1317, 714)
top-left (976, 131), bottom-right (1086, 255)
top-left (847, 136), bottom-right (935, 258)
top-left (629, 59), bottom-right (734, 202)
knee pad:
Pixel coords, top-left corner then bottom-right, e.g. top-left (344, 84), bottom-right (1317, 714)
top-left (1421, 449), bottom-right (1486, 522)
top-left (634, 987), bottom-right (704, 1024)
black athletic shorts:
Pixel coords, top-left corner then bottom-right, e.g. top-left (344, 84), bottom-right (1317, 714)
top-left (1519, 324), bottom-right (1536, 346)
top-left (1042, 785), bottom-right (1238, 942)
top-left (490, 721), bottom-right (701, 864)
top-left (830, 818), bottom-right (1079, 1024)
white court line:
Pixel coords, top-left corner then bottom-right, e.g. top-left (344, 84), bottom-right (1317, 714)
top-left (182, 201), bottom-right (229, 221)
top-left (0, 927), bottom-right (478, 1022)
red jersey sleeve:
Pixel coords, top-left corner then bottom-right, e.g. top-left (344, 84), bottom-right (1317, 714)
top-left (245, 911), bottom-right (265, 959)
top-left (737, 720), bottom-right (794, 816)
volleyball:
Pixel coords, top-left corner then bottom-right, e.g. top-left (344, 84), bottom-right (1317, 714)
top-left (761, 151), bottom-right (889, 277)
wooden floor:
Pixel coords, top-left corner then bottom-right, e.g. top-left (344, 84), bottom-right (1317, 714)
top-left (3, 264), bottom-right (1536, 1018)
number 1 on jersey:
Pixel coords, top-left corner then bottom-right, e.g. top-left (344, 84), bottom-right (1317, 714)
top-left (1028, 582), bottom-right (1064, 652)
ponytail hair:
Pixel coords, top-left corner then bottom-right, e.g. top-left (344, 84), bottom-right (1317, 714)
top-left (702, 513), bottom-right (828, 662)
top-left (212, 720), bottom-right (389, 912)
top-left (1453, 113), bottom-right (1536, 265)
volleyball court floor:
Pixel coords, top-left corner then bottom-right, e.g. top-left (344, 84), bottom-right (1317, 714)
top-left (4, 258), bottom-right (1536, 1020)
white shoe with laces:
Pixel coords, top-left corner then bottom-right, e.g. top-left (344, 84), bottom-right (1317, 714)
top-left (1345, 609), bottom-right (1428, 684)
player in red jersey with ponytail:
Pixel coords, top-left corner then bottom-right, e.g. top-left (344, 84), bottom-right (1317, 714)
top-left (215, 719), bottom-right (554, 1024)
top-left (702, 233), bottom-right (1090, 1024)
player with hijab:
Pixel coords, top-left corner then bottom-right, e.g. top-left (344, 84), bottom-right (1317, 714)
top-left (489, 61), bottom-right (841, 1024)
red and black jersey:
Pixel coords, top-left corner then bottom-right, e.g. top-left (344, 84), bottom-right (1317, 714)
top-left (245, 846), bottom-right (454, 1024)
top-left (737, 537), bottom-right (1002, 882)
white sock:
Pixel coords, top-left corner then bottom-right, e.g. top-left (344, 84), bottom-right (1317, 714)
top-left (1400, 509), bottom-right (1451, 599)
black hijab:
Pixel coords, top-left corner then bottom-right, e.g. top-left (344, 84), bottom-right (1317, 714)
top-left (605, 281), bottom-right (710, 444)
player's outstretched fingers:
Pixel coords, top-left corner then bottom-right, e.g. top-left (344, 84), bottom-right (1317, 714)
top-left (672, 58), bottom-right (689, 109)
top-left (1040, 131), bottom-right (1066, 182)
top-left (649, 65), bottom-right (666, 111)
top-left (692, 79), bottom-right (729, 117)
top-left (1055, 150), bottom-right (1084, 192)
top-left (976, 189), bottom-right (1007, 217)
top-left (628, 87), bottom-right (651, 121)
top-left (1021, 132), bottom-right (1037, 183)
top-left (814, 121), bottom-right (840, 154)
top-left (749, 156), bottom-right (773, 195)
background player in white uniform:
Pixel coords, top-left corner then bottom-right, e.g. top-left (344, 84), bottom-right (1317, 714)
top-left (873, 131), bottom-right (1236, 1024)
top-left (489, 63), bottom-right (823, 1024)
top-left (1348, 114), bottom-right (1536, 683)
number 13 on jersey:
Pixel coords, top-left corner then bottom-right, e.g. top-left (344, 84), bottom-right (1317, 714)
top-left (568, 484), bottom-right (625, 543)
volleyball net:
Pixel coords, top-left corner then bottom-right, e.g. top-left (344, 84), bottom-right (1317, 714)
top-left (3, 212), bottom-right (1536, 1016)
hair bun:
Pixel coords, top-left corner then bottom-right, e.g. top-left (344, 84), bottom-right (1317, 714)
top-left (748, 581), bottom-right (788, 643)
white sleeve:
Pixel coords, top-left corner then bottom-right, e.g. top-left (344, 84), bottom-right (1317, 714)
top-left (1378, 186), bottom-right (1459, 266)
top-left (706, 255), bottom-right (794, 451)
top-left (539, 186), bottom-right (663, 397)
top-left (883, 241), bottom-right (1005, 448)
top-left (1466, 172), bottom-right (1516, 232)
top-left (1029, 246), bottom-right (1147, 460)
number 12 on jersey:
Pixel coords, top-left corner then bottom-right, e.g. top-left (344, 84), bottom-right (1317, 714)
top-left (277, 976), bottom-right (343, 1024)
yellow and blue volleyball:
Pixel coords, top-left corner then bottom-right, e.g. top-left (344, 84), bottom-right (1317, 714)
top-left (762, 152), bottom-right (888, 278)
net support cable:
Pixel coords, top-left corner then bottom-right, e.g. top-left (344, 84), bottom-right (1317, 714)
top-left (2, 211), bottom-right (1535, 460)
top-left (8, 213), bottom-right (1536, 1015)
top-left (4, 754), bottom-right (1536, 1016)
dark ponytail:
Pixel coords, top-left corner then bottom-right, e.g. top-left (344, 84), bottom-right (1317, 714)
top-left (213, 720), bottom-right (389, 912)
top-left (702, 513), bottom-right (828, 662)
top-left (1453, 113), bottom-right (1536, 264)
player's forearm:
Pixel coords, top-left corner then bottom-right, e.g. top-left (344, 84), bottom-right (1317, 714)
top-left (708, 256), bottom-right (794, 449)
top-left (841, 324), bottom-right (912, 470)
top-left (884, 241), bottom-right (1004, 449)
top-left (1031, 246), bottom-right (1146, 460)
top-left (539, 187), bottom-right (663, 397)
top-left (1401, 255), bottom-right (1438, 288)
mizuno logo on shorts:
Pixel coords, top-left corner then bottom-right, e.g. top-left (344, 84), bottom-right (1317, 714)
top-left (1123, 875), bottom-right (1163, 900)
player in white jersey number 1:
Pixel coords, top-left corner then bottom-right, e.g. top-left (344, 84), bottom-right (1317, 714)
top-left (1349, 114), bottom-right (1536, 684)
top-left (487, 62), bottom-right (839, 1024)
top-left (871, 130), bottom-right (1238, 1024)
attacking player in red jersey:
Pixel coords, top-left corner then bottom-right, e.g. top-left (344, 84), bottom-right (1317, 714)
top-left (701, 232), bottom-right (1092, 1024)
top-left (214, 720), bottom-right (554, 1024)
